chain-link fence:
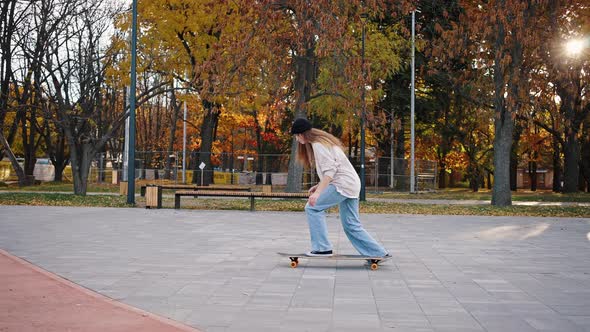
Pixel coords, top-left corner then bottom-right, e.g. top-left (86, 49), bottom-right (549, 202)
top-left (356, 156), bottom-right (438, 193)
top-left (98, 151), bottom-right (437, 192)
top-left (11, 151), bottom-right (436, 192)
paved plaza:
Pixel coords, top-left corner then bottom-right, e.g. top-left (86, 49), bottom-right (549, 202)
top-left (1, 205), bottom-right (590, 331)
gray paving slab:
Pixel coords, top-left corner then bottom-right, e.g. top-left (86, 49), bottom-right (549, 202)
top-left (1, 205), bottom-right (590, 331)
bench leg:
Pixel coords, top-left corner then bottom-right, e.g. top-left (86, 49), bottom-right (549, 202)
top-left (174, 195), bottom-right (180, 209)
top-left (156, 186), bottom-right (162, 209)
top-left (250, 196), bottom-right (255, 211)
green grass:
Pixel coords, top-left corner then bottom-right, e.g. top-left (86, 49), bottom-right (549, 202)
top-left (3, 182), bottom-right (589, 202)
top-left (360, 201), bottom-right (589, 218)
top-left (1, 182), bottom-right (589, 218)
top-left (0, 192), bottom-right (131, 207)
top-left (370, 188), bottom-right (590, 202)
top-left (0, 192), bottom-right (587, 217)
top-left (167, 198), bottom-right (589, 218)
top-left (0, 181), bottom-right (121, 193)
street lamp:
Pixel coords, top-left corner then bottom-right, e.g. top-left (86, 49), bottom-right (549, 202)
top-left (410, 9), bottom-right (416, 193)
top-left (388, 111), bottom-right (395, 188)
top-left (360, 13), bottom-right (368, 201)
top-left (182, 100), bottom-right (187, 183)
top-left (126, 0), bottom-right (138, 204)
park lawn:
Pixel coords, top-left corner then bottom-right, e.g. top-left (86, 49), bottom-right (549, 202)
top-left (370, 188), bottom-right (590, 203)
top-left (2, 182), bottom-right (589, 203)
top-left (0, 193), bottom-right (131, 207)
top-left (0, 181), bottom-right (121, 193)
top-left (166, 198), bottom-right (590, 218)
top-left (0, 179), bottom-right (172, 193)
top-left (1, 193), bottom-right (587, 217)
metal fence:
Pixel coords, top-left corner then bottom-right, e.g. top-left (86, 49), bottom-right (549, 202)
top-left (343, 156), bottom-right (437, 193)
top-left (11, 151), bottom-right (437, 192)
top-left (99, 151), bottom-right (437, 192)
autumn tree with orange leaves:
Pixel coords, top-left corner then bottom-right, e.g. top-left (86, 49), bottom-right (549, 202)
top-left (259, 0), bottom-right (411, 191)
top-left (436, 0), bottom-right (561, 205)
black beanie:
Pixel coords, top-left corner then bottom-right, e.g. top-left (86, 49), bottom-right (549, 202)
top-left (291, 118), bottom-right (312, 134)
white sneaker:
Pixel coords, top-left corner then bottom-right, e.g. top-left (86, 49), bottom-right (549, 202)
top-left (306, 250), bottom-right (333, 257)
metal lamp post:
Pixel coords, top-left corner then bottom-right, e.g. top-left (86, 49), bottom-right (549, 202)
top-left (410, 10), bottom-right (416, 194)
top-left (182, 100), bottom-right (187, 183)
top-left (126, 0), bottom-right (138, 204)
top-left (360, 13), bottom-right (368, 201)
top-left (390, 111), bottom-right (395, 188)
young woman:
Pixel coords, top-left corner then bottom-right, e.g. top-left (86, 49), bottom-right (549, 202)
top-left (291, 118), bottom-right (390, 258)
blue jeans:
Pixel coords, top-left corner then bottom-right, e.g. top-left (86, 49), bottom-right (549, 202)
top-left (305, 184), bottom-right (388, 257)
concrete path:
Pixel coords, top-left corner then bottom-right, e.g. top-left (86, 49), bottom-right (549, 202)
top-left (1, 206), bottom-right (590, 331)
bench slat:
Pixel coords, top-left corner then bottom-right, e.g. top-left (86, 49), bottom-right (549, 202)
top-left (174, 190), bottom-right (309, 210)
top-left (141, 185), bottom-right (251, 197)
top-left (175, 190), bottom-right (309, 197)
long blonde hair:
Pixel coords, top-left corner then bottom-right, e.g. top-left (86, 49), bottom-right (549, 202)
top-left (295, 128), bottom-right (344, 168)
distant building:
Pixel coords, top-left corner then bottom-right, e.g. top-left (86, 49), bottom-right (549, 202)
top-left (517, 168), bottom-right (554, 190)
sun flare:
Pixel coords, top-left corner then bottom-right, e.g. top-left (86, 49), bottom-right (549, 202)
top-left (565, 39), bottom-right (586, 56)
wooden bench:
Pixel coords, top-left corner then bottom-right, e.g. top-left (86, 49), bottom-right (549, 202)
top-left (141, 184), bottom-right (251, 197)
top-left (174, 190), bottom-right (309, 211)
top-left (144, 185), bottom-right (252, 209)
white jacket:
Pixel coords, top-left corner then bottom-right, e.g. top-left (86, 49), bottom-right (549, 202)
top-left (312, 142), bottom-right (361, 198)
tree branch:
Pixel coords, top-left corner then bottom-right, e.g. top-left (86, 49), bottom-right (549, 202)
top-left (309, 91), bottom-right (349, 101)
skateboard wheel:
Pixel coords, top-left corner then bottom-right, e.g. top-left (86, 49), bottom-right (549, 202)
top-left (290, 261), bottom-right (298, 268)
top-left (370, 263), bottom-right (379, 270)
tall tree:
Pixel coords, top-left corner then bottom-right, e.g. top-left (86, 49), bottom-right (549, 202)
top-left (543, 1), bottom-right (589, 192)
top-left (44, 0), bottom-right (167, 194)
top-left (262, 0), bottom-right (409, 191)
top-left (0, 0), bottom-right (30, 185)
top-left (405, 0), bottom-right (465, 189)
top-left (440, 0), bottom-right (545, 205)
top-left (133, 0), bottom-right (260, 185)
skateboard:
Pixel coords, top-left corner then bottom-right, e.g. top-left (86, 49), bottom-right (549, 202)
top-left (277, 252), bottom-right (391, 270)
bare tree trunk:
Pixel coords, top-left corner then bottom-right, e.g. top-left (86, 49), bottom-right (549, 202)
top-left (437, 87), bottom-right (459, 189)
top-left (52, 136), bottom-right (68, 182)
top-left (563, 126), bottom-right (580, 193)
top-left (0, 0), bottom-right (17, 129)
top-left (580, 116), bottom-right (590, 192)
top-left (192, 99), bottom-right (219, 185)
top-left (560, 89), bottom-right (582, 193)
top-left (0, 132), bottom-right (32, 185)
top-left (39, 117), bottom-right (68, 182)
top-left (529, 160), bottom-right (537, 191)
top-left (437, 106), bottom-right (452, 189)
top-left (165, 89), bottom-right (181, 180)
top-left (286, 44), bottom-right (316, 192)
top-left (69, 138), bottom-right (94, 195)
top-left (509, 122), bottom-right (523, 191)
top-left (468, 162), bottom-right (480, 192)
top-left (491, 18), bottom-right (512, 206)
top-left (492, 107), bottom-right (513, 206)
top-left (254, 109), bottom-right (263, 173)
top-left (552, 140), bottom-right (562, 192)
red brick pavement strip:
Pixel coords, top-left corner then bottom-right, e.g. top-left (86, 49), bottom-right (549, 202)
top-left (0, 249), bottom-right (202, 332)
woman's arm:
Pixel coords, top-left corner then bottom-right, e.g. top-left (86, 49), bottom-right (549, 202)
top-left (308, 175), bottom-right (332, 206)
top-left (308, 143), bottom-right (338, 206)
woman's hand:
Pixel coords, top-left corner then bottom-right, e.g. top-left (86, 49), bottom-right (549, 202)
top-left (308, 184), bottom-right (318, 194)
top-left (308, 191), bottom-right (320, 206)
top-left (308, 176), bottom-right (331, 206)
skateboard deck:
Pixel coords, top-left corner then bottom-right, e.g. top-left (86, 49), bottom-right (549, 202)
top-left (277, 252), bottom-right (391, 270)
